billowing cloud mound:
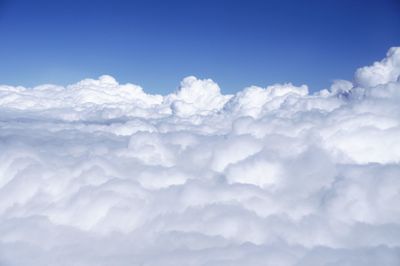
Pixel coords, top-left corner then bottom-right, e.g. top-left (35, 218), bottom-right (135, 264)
top-left (1, 48), bottom-right (400, 266)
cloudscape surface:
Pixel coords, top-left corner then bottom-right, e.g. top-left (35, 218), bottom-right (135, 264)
top-left (0, 47), bottom-right (400, 265)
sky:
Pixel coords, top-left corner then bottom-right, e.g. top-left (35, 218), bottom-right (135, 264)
top-left (0, 0), bottom-right (399, 93)
top-left (1, 1), bottom-right (400, 264)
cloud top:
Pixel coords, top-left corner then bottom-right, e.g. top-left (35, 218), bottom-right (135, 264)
top-left (0, 47), bottom-right (400, 266)
top-left (355, 47), bottom-right (400, 87)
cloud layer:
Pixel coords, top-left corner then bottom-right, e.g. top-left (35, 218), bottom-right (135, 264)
top-left (0, 48), bottom-right (400, 265)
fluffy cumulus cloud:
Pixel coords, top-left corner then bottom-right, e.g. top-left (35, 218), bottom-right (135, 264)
top-left (1, 48), bottom-right (400, 266)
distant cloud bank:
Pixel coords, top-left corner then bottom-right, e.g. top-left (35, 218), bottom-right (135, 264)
top-left (0, 47), bottom-right (400, 265)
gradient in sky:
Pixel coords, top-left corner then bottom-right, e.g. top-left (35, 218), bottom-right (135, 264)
top-left (0, 0), bottom-right (399, 93)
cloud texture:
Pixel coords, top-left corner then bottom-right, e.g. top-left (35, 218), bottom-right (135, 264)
top-left (0, 48), bottom-right (400, 265)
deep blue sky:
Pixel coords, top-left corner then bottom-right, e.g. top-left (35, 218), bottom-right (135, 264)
top-left (0, 0), bottom-right (399, 94)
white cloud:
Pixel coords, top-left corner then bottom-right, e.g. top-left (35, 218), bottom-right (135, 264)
top-left (0, 47), bottom-right (400, 265)
top-left (355, 47), bottom-right (400, 87)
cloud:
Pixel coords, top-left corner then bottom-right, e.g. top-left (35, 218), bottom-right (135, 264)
top-left (0, 47), bottom-right (400, 265)
top-left (355, 47), bottom-right (400, 87)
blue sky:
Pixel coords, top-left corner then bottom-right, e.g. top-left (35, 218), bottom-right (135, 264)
top-left (0, 0), bottom-right (399, 94)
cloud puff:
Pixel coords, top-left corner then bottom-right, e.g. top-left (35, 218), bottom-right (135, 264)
top-left (355, 47), bottom-right (400, 87)
top-left (0, 48), bottom-right (400, 265)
